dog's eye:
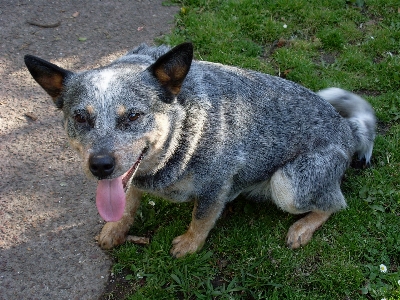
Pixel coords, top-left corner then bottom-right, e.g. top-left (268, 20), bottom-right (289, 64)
top-left (128, 112), bottom-right (140, 122)
top-left (117, 112), bottom-right (142, 130)
top-left (74, 114), bottom-right (87, 124)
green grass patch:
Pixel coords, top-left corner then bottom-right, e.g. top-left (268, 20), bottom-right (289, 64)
top-left (104, 0), bottom-right (400, 299)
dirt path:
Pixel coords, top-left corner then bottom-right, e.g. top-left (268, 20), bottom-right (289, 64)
top-left (0, 1), bottom-right (178, 299)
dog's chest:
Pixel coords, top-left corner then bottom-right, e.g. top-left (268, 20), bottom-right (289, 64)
top-left (134, 174), bottom-right (196, 203)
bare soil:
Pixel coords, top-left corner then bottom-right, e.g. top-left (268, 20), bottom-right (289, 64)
top-left (0, 1), bottom-right (178, 299)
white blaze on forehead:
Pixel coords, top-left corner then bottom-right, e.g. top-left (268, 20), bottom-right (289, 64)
top-left (91, 69), bottom-right (119, 105)
top-left (93, 69), bottom-right (117, 90)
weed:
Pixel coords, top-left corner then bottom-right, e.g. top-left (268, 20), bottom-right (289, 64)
top-left (317, 27), bottom-right (345, 50)
top-left (360, 263), bottom-right (400, 298)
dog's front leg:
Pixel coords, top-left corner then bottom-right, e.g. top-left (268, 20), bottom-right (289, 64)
top-left (171, 199), bottom-right (225, 258)
top-left (98, 187), bottom-right (142, 249)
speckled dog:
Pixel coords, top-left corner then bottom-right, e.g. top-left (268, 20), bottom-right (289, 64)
top-left (24, 43), bottom-right (375, 257)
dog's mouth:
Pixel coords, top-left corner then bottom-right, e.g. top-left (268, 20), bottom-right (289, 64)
top-left (95, 148), bottom-right (147, 222)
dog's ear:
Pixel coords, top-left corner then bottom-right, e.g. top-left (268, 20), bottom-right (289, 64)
top-left (149, 42), bottom-right (193, 97)
top-left (24, 55), bottom-right (73, 108)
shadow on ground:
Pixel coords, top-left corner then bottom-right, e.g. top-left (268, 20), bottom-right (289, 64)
top-left (0, 1), bottom-right (178, 299)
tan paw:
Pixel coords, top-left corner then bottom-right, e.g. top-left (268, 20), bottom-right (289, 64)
top-left (286, 220), bottom-right (314, 249)
top-left (98, 222), bottom-right (128, 250)
top-left (170, 232), bottom-right (205, 258)
top-left (286, 211), bottom-right (331, 249)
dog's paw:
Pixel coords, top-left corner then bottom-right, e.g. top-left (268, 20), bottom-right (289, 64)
top-left (286, 220), bottom-right (314, 249)
top-left (98, 222), bottom-right (127, 250)
top-left (170, 232), bottom-right (205, 258)
top-left (286, 211), bottom-right (331, 249)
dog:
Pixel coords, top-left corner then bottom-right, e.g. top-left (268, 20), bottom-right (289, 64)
top-left (24, 42), bottom-right (375, 257)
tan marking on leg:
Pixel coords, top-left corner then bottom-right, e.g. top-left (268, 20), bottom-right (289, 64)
top-left (286, 211), bottom-right (332, 249)
top-left (170, 201), bottom-right (225, 258)
top-left (270, 169), bottom-right (307, 214)
top-left (117, 105), bottom-right (126, 116)
top-left (86, 105), bottom-right (95, 115)
top-left (99, 188), bottom-right (142, 249)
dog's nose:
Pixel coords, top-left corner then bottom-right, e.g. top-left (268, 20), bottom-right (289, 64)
top-left (89, 153), bottom-right (115, 178)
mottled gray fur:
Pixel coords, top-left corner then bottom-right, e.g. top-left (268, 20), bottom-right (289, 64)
top-left (24, 43), bottom-right (376, 255)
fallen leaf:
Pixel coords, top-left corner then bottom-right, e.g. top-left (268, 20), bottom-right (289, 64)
top-left (78, 37), bottom-right (87, 42)
top-left (72, 11), bottom-right (80, 18)
top-left (126, 235), bottom-right (149, 245)
top-left (24, 112), bottom-right (38, 121)
top-left (283, 69), bottom-right (292, 76)
top-left (217, 259), bottom-right (229, 270)
top-left (277, 38), bottom-right (286, 48)
top-left (137, 26), bottom-right (144, 31)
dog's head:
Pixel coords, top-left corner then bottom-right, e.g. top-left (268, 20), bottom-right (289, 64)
top-left (24, 43), bottom-right (193, 221)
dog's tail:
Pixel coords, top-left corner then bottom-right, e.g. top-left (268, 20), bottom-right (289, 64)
top-left (317, 87), bottom-right (376, 164)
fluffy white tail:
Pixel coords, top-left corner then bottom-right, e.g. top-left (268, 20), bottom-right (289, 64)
top-left (317, 88), bottom-right (376, 164)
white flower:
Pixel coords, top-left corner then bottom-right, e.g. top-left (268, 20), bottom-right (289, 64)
top-left (398, 279), bottom-right (400, 285)
top-left (148, 201), bottom-right (155, 206)
top-left (283, 24), bottom-right (287, 29)
top-left (137, 273), bottom-right (143, 279)
top-left (379, 264), bottom-right (387, 273)
top-left (370, 36), bottom-right (374, 39)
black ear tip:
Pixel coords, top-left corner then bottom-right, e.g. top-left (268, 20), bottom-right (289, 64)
top-left (24, 55), bottom-right (41, 67)
top-left (185, 42), bottom-right (194, 52)
top-left (174, 42), bottom-right (194, 55)
top-left (24, 54), bottom-right (33, 64)
top-left (181, 42), bottom-right (193, 50)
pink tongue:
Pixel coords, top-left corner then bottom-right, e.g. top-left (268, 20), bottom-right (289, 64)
top-left (96, 176), bottom-right (126, 222)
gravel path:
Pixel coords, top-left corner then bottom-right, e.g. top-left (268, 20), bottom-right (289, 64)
top-left (0, 1), bottom-right (178, 299)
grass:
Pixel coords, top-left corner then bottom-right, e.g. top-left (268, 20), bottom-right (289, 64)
top-left (103, 1), bottom-right (400, 299)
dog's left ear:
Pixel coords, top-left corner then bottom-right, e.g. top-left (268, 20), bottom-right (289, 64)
top-left (149, 42), bottom-right (193, 97)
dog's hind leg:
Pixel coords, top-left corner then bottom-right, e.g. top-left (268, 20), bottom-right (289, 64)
top-left (171, 199), bottom-right (225, 258)
top-left (98, 187), bottom-right (142, 249)
top-left (269, 169), bottom-right (330, 248)
top-left (270, 149), bottom-right (348, 249)
top-left (286, 210), bottom-right (332, 249)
